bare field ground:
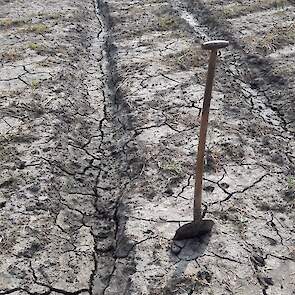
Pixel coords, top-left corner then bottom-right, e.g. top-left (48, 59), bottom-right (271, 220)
top-left (0, 0), bottom-right (294, 294)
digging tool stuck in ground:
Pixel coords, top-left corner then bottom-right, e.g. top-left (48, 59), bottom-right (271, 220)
top-left (173, 40), bottom-right (229, 241)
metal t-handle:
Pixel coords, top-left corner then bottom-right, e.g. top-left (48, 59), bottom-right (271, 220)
top-left (193, 40), bottom-right (229, 222)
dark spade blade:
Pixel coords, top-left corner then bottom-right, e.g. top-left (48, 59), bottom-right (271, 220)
top-left (173, 219), bottom-right (214, 241)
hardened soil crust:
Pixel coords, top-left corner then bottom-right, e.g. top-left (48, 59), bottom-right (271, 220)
top-left (0, 0), bottom-right (294, 294)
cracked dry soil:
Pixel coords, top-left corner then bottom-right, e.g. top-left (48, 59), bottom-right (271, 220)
top-left (0, 0), bottom-right (294, 294)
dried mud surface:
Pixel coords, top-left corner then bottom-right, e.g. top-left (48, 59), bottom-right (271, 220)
top-left (0, 0), bottom-right (294, 294)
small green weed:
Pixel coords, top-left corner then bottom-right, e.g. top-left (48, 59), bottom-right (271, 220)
top-left (220, 0), bottom-right (287, 19)
top-left (273, 0), bottom-right (287, 9)
top-left (253, 23), bottom-right (295, 53)
top-left (166, 45), bottom-right (207, 70)
top-left (0, 49), bottom-right (22, 62)
top-left (158, 15), bottom-right (179, 31)
top-left (0, 18), bottom-right (26, 28)
top-left (31, 80), bottom-right (40, 90)
top-left (287, 176), bottom-right (295, 189)
top-left (27, 42), bottom-right (48, 55)
top-left (25, 23), bottom-right (50, 34)
top-left (159, 161), bottom-right (182, 175)
top-left (28, 43), bottom-right (39, 50)
top-left (35, 12), bottom-right (62, 20)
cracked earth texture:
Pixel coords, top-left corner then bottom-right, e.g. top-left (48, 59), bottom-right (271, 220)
top-left (0, 0), bottom-right (294, 294)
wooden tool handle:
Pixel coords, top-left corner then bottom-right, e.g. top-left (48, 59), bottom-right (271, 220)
top-left (193, 49), bottom-right (218, 222)
top-left (193, 40), bottom-right (229, 222)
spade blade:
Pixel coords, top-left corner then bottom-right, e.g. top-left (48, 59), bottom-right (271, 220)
top-left (173, 219), bottom-right (214, 240)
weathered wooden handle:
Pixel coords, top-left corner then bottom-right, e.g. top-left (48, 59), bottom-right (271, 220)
top-left (193, 40), bottom-right (229, 222)
top-left (202, 40), bottom-right (229, 50)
